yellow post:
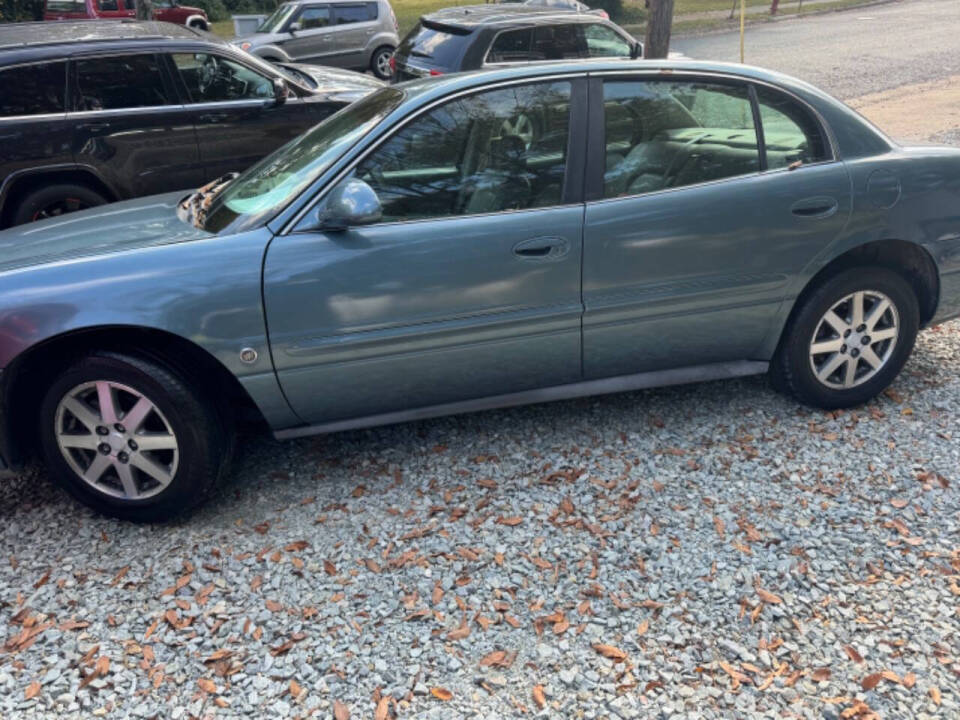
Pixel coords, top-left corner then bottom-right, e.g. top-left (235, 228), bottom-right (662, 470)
top-left (740, 0), bottom-right (746, 63)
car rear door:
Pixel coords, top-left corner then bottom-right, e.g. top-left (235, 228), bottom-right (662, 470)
top-left (168, 51), bottom-right (321, 182)
top-left (582, 74), bottom-right (851, 379)
top-left (69, 52), bottom-right (203, 199)
top-left (263, 78), bottom-right (588, 425)
top-left (327, 2), bottom-right (379, 69)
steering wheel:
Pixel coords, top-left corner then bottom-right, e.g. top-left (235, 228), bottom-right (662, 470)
top-left (198, 55), bottom-right (220, 94)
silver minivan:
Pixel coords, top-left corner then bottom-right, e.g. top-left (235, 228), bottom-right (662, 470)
top-left (233, 0), bottom-right (400, 79)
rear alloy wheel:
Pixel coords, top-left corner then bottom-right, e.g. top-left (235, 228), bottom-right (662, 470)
top-left (40, 352), bottom-right (231, 521)
top-left (371, 46), bottom-right (394, 80)
top-left (13, 183), bottom-right (107, 227)
top-left (772, 266), bottom-right (919, 408)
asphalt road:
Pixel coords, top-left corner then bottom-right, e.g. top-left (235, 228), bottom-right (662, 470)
top-left (674, 0), bottom-right (960, 100)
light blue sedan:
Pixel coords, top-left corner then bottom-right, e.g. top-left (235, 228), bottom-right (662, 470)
top-left (2, 60), bottom-right (959, 520)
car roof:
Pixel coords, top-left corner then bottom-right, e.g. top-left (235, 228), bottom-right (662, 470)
top-left (0, 20), bottom-right (217, 54)
top-left (422, 4), bottom-right (598, 30)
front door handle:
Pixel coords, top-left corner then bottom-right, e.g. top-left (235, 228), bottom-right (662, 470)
top-left (791, 196), bottom-right (839, 219)
top-left (513, 236), bottom-right (569, 261)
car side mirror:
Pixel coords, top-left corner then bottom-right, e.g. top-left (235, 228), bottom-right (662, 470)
top-left (631, 41), bottom-right (643, 59)
top-left (272, 77), bottom-right (288, 106)
top-left (316, 178), bottom-right (382, 232)
top-left (289, 22), bottom-right (301, 34)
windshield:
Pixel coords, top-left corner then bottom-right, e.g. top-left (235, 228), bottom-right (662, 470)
top-left (257, 3), bottom-right (297, 33)
top-left (201, 87), bottom-right (406, 234)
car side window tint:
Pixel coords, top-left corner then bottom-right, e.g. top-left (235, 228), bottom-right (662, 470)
top-left (46, 0), bottom-right (85, 10)
top-left (756, 86), bottom-right (829, 169)
top-left (488, 29), bottom-right (533, 63)
top-left (98, 0), bottom-right (119, 10)
top-left (602, 80), bottom-right (760, 199)
top-left (173, 53), bottom-right (275, 103)
top-left (0, 62), bottom-right (66, 116)
top-left (584, 24), bottom-right (632, 57)
top-left (334, 3), bottom-right (377, 24)
top-left (354, 81), bottom-right (572, 222)
top-left (532, 25), bottom-right (582, 60)
top-left (75, 55), bottom-right (174, 111)
top-left (298, 6), bottom-right (331, 29)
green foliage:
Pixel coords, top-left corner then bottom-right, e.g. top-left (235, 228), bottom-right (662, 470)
top-left (1, 0), bottom-right (44, 22)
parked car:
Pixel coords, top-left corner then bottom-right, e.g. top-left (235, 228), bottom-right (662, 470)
top-left (497, 0), bottom-right (608, 19)
top-left (391, 5), bottom-right (640, 81)
top-left (44, 0), bottom-right (211, 29)
top-left (0, 20), bottom-right (383, 228)
top-left (232, 0), bottom-right (400, 80)
top-left (1, 59), bottom-right (959, 520)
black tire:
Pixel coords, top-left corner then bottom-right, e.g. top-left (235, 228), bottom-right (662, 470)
top-left (13, 183), bottom-right (107, 226)
top-left (189, 20), bottom-right (208, 30)
top-left (771, 266), bottom-right (919, 409)
top-left (38, 352), bottom-right (232, 522)
top-left (370, 45), bottom-right (394, 80)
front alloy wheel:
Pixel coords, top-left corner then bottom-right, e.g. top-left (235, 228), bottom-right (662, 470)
top-left (40, 352), bottom-right (231, 521)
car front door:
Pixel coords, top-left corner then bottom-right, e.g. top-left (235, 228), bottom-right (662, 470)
top-left (264, 78), bottom-right (587, 425)
top-left (169, 52), bottom-right (320, 182)
top-left (69, 52), bottom-right (203, 198)
top-left (282, 5), bottom-right (337, 63)
top-left (582, 75), bottom-right (851, 379)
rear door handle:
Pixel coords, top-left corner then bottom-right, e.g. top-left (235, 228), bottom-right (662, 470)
top-left (791, 196), bottom-right (839, 219)
top-left (513, 236), bottom-right (569, 260)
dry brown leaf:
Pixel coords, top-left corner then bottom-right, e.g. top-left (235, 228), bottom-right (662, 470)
top-left (713, 515), bottom-right (725, 538)
top-left (290, 679), bottom-right (302, 699)
top-left (592, 644), bottom-right (627, 662)
top-left (447, 621), bottom-right (470, 641)
top-left (756, 588), bottom-right (782, 605)
top-left (881, 670), bottom-right (901, 684)
top-left (323, 560), bottom-right (338, 576)
top-left (204, 649), bottom-right (232, 663)
top-left (861, 673), bottom-right (882, 691)
top-left (559, 497), bottom-right (574, 515)
top-left (532, 684), bottom-right (546, 709)
top-left (890, 498), bottom-right (909, 509)
top-left (479, 650), bottom-right (506, 667)
top-left (430, 687), bottom-right (453, 701)
top-left (930, 687), bottom-right (941, 706)
top-left (844, 645), bottom-right (865, 663)
top-left (812, 668), bottom-right (832, 682)
top-left (637, 619), bottom-right (649, 637)
top-left (719, 660), bottom-right (751, 684)
top-left (375, 696), bottom-right (389, 720)
top-left (333, 700), bottom-right (350, 720)
top-left (903, 672), bottom-right (916, 688)
top-left (198, 678), bottom-right (217, 694)
top-left (24, 681), bottom-right (40, 700)
top-left (497, 516), bottom-right (523, 526)
top-left (285, 540), bottom-right (309, 552)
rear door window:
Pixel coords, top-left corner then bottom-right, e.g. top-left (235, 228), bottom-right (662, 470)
top-left (756, 86), bottom-right (830, 169)
top-left (74, 55), bottom-right (175, 110)
top-left (531, 24), bottom-right (582, 60)
top-left (488, 29), bottom-right (533, 63)
top-left (333, 2), bottom-right (377, 24)
top-left (0, 62), bottom-right (67, 116)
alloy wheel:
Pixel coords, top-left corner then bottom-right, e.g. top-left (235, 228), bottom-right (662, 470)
top-left (808, 290), bottom-right (899, 390)
top-left (54, 380), bottom-right (179, 500)
top-left (32, 197), bottom-right (89, 221)
top-left (375, 49), bottom-right (393, 78)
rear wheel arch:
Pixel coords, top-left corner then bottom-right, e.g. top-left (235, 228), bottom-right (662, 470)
top-left (1, 170), bottom-right (118, 228)
top-left (3, 326), bottom-right (267, 463)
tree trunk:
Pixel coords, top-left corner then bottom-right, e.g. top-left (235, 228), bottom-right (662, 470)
top-left (770, 0), bottom-right (780, 14)
top-left (136, 0), bottom-right (152, 21)
top-left (644, 0), bottom-right (675, 59)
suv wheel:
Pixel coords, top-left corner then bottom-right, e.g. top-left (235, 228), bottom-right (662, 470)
top-left (371, 45), bottom-right (393, 80)
top-left (772, 266), bottom-right (919, 408)
top-left (39, 352), bottom-right (232, 521)
top-left (13, 183), bottom-right (107, 226)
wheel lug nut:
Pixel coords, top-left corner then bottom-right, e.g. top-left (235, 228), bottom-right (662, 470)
top-left (114, 423), bottom-right (126, 434)
top-left (96, 426), bottom-right (109, 436)
top-left (98, 443), bottom-right (111, 455)
top-left (851, 349), bottom-right (860, 358)
top-left (128, 439), bottom-right (138, 451)
top-left (843, 329), bottom-right (851, 338)
top-left (117, 451), bottom-right (129, 464)
top-left (862, 336), bottom-right (870, 345)
top-left (840, 344), bottom-right (847, 354)
top-left (857, 324), bottom-right (866, 332)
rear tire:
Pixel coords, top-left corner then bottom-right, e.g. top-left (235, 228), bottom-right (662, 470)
top-left (370, 45), bottom-right (394, 80)
top-left (13, 183), bottom-right (107, 227)
top-left (771, 266), bottom-right (919, 408)
top-left (39, 352), bottom-right (232, 522)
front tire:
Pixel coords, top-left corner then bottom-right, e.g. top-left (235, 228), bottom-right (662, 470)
top-left (13, 183), bottom-right (107, 226)
top-left (370, 45), bottom-right (394, 80)
top-left (771, 267), bottom-right (919, 408)
top-left (39, 352), bottom-right (232, 521)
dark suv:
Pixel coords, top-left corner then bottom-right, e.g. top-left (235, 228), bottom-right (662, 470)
top-left (392, 5), bottom-right (640, 82)
top-left (0, 20), bottom-right (382, 227)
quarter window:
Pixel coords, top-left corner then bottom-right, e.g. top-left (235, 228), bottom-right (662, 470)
top-left (297, 6), bottom-right (331, 29)
top-left (354, 81), bottom-right (573, 222)
top-left (602, 80), bottom-right (760, 198)
top-left (531, 25), bottom-right (582, 60)
top-left (173, 53), bottom-right (275, 102)
top-left (0, 62), bottom-right (66, 116)
top-left (584, 24), bottom-right (632, 58)
top-left (74, 55), bottom-right (174, 111)
top-left (333, 2), bottom-right (377, 24)
top-left (488, 29), bottom-right (534, 63)
top-left (756, 86), bottom-right (829, 169)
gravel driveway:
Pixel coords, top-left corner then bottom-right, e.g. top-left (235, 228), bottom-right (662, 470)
top-left (3, 3), bottom-right (960, 719)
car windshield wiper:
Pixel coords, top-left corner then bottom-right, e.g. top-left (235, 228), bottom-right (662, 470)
top-left (178, 173), bottom-right (239, 230)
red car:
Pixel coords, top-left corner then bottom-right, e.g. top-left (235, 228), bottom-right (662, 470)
top-left (44, 0), bottom-right (209, 30)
